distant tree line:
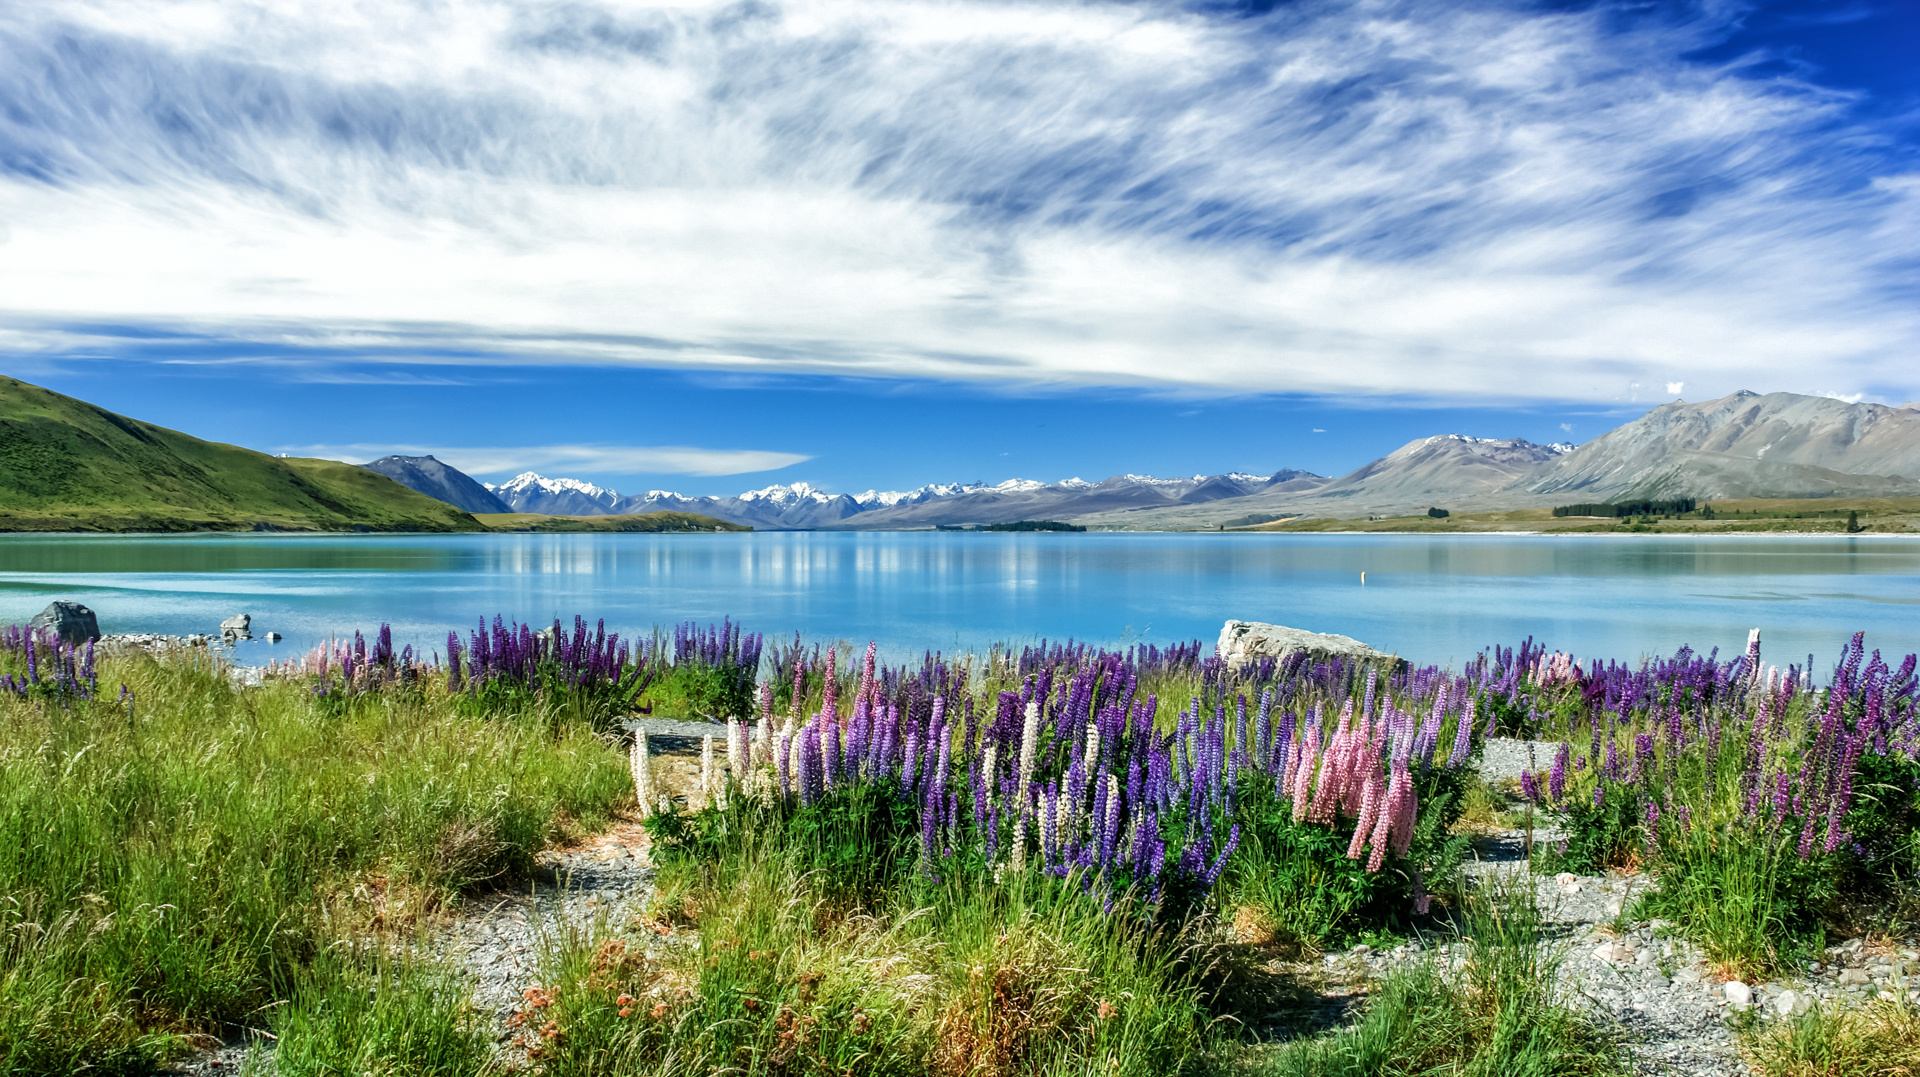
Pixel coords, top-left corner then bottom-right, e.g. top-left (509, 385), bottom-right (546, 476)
top-left (936, 520), bottom-right (1087, 532)
top-left (1552, 497), bottom-right (1697, 518)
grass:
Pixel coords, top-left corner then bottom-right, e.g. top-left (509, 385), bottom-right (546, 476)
top-left (0, 375), bottom-right (483, 533)
top-left (0, 646), bottom-right (632, 1073)
top-left (520, 829), bottom-right (1211, 1077)
top-left (1255, 875), bottom-right (1625, 1077)
top-left (1742, 994), bottom-right (1920, 1077)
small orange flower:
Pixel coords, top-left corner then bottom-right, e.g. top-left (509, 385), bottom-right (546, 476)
top-left (651, 1002), bottom-right (670, 1019)
top-left (1096, 998), bottom-right (1116, 1021)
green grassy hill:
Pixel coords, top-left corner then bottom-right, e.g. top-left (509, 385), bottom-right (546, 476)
top-left (0, 376), bottom-right (483, 532)
top-left (475, 511), bottom-right (751, 533)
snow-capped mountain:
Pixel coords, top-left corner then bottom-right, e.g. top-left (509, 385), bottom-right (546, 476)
top-left (480, 471), bottom-right (1328, 529)
top-left (486, 472), bottom-right (624, 515)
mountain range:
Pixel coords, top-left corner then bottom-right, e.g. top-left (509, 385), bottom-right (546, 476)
top-left (454, 391), bottom-right (1920, 530)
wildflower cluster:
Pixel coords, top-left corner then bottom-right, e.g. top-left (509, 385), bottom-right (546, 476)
top-left (649, 639), bottom-right (1480, 917)
top-left (447, 615), bottom-right (659, 729)
top-left (0, 625), bottom-right (100, 703)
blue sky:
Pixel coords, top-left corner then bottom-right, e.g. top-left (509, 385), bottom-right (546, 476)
top-left (3, 0), bottom-right (1917, 497)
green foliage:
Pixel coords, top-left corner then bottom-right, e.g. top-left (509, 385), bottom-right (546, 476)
top-left (1537, 781), bottom-right (1644, 875)
top-left (265, 949), bottom-right (491, 1077)
top-left (0, 649), bottom-right (632, 1074)
top-left (649, 783), bottom-right (925, 902)
top-left (1428, 507), bottom-right (1451, 519)
top-left (1217, 768), bottom-right (1469, 950)
top-left (1551, 498), bottom-right (1697, 518)
top-left (1840, 753), bottom-right (1920, 888)
top-left (641, 661), bottom-right (755, 722)
top-left (978, 520), bottom-right (1087, 532)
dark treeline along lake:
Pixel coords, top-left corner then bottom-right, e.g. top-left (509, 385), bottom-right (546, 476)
top-left (1, 531), bottom-right (1917, 668)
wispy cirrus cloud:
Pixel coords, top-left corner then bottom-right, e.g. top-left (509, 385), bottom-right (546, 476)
top-left (0, 0), bottom-right (1915, 404)
top-left (288, 443), bottom-right (811, 478)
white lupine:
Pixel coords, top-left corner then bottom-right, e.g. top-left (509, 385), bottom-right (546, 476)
top-left (982, 744), bottom-right (999, 804)
top-left (754, 715), bottom-right (774, 766)
top-left (1083, 720), bottom-right (1101, 774)
top-left (1015, 699), bottom-right (1042, 819)
top-left (630, 731), bottom-right (656, 815)
top-left (700, 734), bottom-right (718, 810)
top-left (727, 719), bottom-right (746, 778)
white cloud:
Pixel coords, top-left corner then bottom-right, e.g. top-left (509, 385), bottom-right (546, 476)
top-left (286, 443), bottom-right (811, 477)
top-left (1559, 422), bottom-right (1573, 432)
top-left (0, 0), bottom-right (1914, 403)
top-left (1666, 381), bottom-right (1685, 395)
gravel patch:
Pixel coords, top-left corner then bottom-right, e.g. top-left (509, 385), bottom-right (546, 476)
top-left (1477, 737), bottom-right (1561, 784)
top-left (1318, 832), bottom-right (1920, 1077)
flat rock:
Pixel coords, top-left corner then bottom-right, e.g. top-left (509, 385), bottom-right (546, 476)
top-left (1217, 620), bottom-right (1406, 671)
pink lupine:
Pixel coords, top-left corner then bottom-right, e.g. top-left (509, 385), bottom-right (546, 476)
top-left (821, 647), bottom-right (838, 720)
top-left (1346, 761), bottom-right (1385, 860)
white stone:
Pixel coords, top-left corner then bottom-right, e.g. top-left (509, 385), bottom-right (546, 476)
top-left (1555, 872), bottom-right (1579, 886)
top-left (1217, 621), bottom-right (1404, 671)
top-left (1724, 981), bottom-right (1752, 1010)
top-left (1594, 942), bottom-right (1630, 964)
top-left (1774, 989), bottom-right (1811, 1017)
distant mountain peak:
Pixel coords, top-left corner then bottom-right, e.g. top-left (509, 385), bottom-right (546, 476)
top-left (737, 481), bottom-right (838, 505)
top-left (361, 454), bottom-right (511, 515)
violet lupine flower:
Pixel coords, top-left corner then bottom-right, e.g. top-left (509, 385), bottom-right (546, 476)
top-left (1549, 743), bottom-right (1568, 804)
top-left (1203, 824), bottom-right (1242, 888)
top-left (1520, 770), bottom-right (1540, 804)
top-left (1447, 697), bottom-right (1474, 769)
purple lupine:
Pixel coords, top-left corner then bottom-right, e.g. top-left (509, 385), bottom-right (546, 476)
top-left (1549, 742), bottom-right (1568, 804)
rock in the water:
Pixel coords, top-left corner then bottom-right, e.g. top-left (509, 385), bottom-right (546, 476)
top-left (220, 613), bottom-right (252, 640)
top-left (1217, 620), bottom-right (1406, 671)
top-left (1724, 981), bottom-right (1752, 1010)
top-left (29, 601), bottom-right (100, 645)
top-left (265, 632), bottom-right (282, 643)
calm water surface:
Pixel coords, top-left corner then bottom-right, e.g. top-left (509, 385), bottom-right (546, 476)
top-left (1, 532), bottom-right (1916, 668)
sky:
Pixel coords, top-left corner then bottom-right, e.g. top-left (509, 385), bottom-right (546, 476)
top-left (3, 0), bottom-right (1917, 496)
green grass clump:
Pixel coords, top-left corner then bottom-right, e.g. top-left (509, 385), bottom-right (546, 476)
top-left (260, 947), bottom-right (491, 1077)
top-left (1262, 876), bottom-right (1624, 1077)
top-left (0, 648), bottom-right (632, 1074)
top-left (1741, 995), bottom-right (1920, 1077)
top-left (522, 833), bottom-right (1207, 1077)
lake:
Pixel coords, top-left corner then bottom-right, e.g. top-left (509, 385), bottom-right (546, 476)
top-left (2, 531), bottom-right (1917, 671)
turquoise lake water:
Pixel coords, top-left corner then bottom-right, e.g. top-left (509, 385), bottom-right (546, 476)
top-left (2, 532), bottom-right (1917, 670)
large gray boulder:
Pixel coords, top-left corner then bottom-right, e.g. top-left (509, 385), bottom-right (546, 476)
top-left (1217, 620), bottom-right (1405, 672)
top-left (220, 613), bottom-right (252, 641)
top-left (29, 601), bottom-right (100, 646)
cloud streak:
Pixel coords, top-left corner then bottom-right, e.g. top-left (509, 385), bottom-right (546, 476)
top-left (0, 0), bottom-right (1915, 404)
top-left (289, 442), bottom-right (811, 478)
